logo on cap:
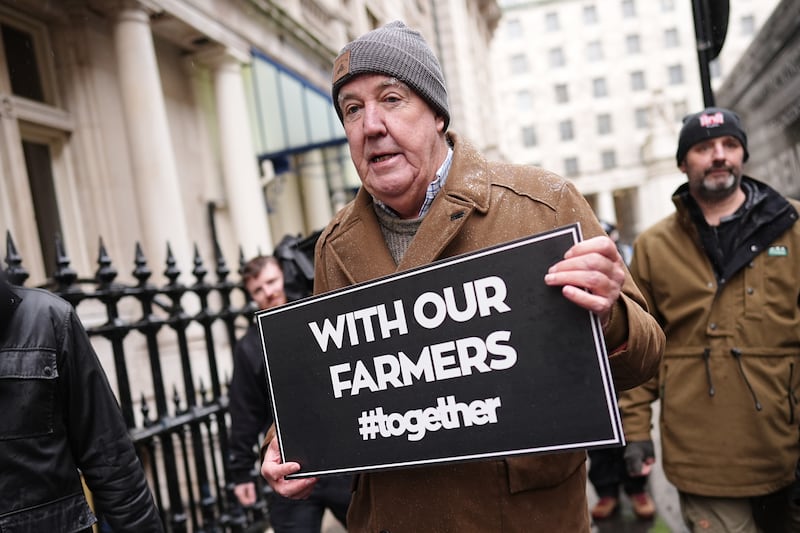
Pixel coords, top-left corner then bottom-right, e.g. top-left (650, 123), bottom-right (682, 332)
top-left (333, 50), bottom-right (351, 84)
top-left (699, 112), bottom-right (725, 128)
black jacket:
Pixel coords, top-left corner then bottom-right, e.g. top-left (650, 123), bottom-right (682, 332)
top-left (0, 279), bottom-right (163, 532)
top-left (227, 321), bottom-right (273, 484)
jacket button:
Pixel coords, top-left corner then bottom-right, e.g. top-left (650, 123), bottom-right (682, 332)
top-left (43, 366), bottom-right (52, 376)
top-left (709, 323), bottom-right (717, 330)
top-left (747, 287), bottom-right (754, 294)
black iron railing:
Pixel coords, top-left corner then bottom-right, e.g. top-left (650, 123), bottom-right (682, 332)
top-left (3, 230), bottom-right (272, 532)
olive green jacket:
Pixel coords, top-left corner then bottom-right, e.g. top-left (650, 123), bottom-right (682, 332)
top-left (313, 132), bottom-right (664, 532)
top-left (620, 177), bottom-right (800, 498)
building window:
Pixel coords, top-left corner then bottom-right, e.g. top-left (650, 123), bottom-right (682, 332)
top-left (673, 100), bottom-right (688, 121)
top-left (521, 126), bottom-right (537, 147)
top-left (664, 28), bottom-right (680, 48)
top-left (555, 83), bottom-right (569, 103)
top-left (559, 119), bottom-right (574, 141)
top-left (545, 12), bottom-right (560, 31)
top-left (622, 0), bottom-right (636, 18)
top-left (583, 5), bottom-right (598, 24)
top-left (586, 41), bottom-right (603, 62)
top-left (564, 157), bottom-right (579, 177)
top-left (516, 90), bottom-right (533, 111)
top-left (1, 22), bottom-right (47, 102)
top-left (548, 47), bottom-right (565, 68)
top-left (630, 71), bottom-right (646, 91)
top-left (506, 18), bottom-right (523, 39)
top-left (635, 107), bottom-right (649, 129)
top-left (597, 113), bottom-right (612, 135)
top-left (668, 64), bottom-right (684, 85)
top-left (601, 150), bottom-right (617, 169)
top-left (740, 15), bottom-right (755, 36)
top-left (592, 77), bottom-right (608, 98)
top-left (0, 14), bottom-right (75, 280)
top-left (626, 34), bottom-right (641, 54)
top-left (510, 53), bottom-right (529, 74)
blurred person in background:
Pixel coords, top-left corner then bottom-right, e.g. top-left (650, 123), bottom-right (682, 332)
top-left (228, 255), bottom-right (350, 532)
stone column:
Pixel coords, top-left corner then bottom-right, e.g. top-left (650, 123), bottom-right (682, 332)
top-left (112, 1), bottom-right (191, 271)
top-left (209, 49), bottom-right (273, 257)
top-left (297, 149), bottom-right (333, 232)
top-left (264, 160), bottom-right (306, 244)
top-left (595, 189), bottom-right (617, 226)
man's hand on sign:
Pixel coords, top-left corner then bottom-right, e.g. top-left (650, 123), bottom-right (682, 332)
top-left (260, 437), bottom-right (318, 499)
top-left (544, 235), bottom-right (625, 329)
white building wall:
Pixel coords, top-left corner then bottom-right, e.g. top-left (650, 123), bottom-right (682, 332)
top-left (491, 0), bottom-right (779, 242)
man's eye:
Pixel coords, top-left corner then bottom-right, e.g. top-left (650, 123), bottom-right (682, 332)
top-left (344, 104), bottom-right (360, 115)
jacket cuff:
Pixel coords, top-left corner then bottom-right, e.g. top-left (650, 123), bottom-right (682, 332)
top-left (603, 300), bottom-right (629, 354)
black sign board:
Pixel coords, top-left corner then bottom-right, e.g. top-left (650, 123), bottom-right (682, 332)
top-left (257, 224), bottom-right (623, 478)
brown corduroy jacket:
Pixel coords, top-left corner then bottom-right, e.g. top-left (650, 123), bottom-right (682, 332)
top-left (294, 132), bottom-right (663, 532)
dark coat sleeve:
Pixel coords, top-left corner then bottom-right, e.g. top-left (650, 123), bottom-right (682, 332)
top-left (228, 324), bottom-right (273, 484)
top-left (61, 308), bottom-right (164, 532)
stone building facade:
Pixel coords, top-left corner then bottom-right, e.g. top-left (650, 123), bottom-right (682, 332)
top-left (0, 0), bottom-right (499, 286)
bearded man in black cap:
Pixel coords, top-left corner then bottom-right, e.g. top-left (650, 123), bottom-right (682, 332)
top-left (260, 21), bottom-right (664, 532)
top-left (619, 107), bottom-right (800, 532)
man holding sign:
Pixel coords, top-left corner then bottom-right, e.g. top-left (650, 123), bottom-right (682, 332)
top-left (261, 21), bottom-right (664, 532)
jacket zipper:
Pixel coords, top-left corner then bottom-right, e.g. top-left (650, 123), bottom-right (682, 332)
top-left (660, 364), bottom-right (668, 423)
top-left (731, 347), bottom-right (762, 411)
top-left (702, 348), bottom-right (715, 397)
top-left (789, 362), bottom-right (796, 424)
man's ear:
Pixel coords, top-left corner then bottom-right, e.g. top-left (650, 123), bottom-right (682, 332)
top-left (435, 114), bottom-right (445, 133)
top-left (678, 161), bottom-right (687, 173)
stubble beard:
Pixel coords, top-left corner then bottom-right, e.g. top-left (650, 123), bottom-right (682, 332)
top-left (695, 169), bottom-right (741, 203)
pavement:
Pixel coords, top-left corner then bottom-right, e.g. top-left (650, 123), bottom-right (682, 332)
top-left (588, 400), bottom-right (689, 533)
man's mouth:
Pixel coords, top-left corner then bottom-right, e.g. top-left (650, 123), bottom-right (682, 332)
top-left (706, 166), bottom-right (731, 176)
top-left (371, 154), bottom-right (394, 163)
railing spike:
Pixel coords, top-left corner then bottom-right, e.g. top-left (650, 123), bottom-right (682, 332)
top-left (238, 246), bottom-right (246, 276)
top-left (95, 236), bottom-right (118, 286)
top-left (132, 242), bottom-right (152, 285)
top-left (163, 242), bottom-right (181, 283)
top-left (214, 239), bottom-right (230, 281)
top-left (53, 233), bottom-right (78, 291)
top-left (4, 230), bottom-right (29, 286)
top-left (192, 243), bottom-right (207, 283)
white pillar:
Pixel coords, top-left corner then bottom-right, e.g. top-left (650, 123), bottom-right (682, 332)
top-left (112, 2), bottom-right (191, 273)
top-left (324, 146), bottom-right (348, 212)
top-left (297, 149), bottom-right (333, 232)
top-left (595, 189), bottom-right (617, 225)
top-left (265, 163), bottom-right (306, 244)
top-left (210, 50), bottom-right (273, 257)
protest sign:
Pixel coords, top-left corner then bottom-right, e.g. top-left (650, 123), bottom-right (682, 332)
top-left (257, 223), bottom-right (623, 478)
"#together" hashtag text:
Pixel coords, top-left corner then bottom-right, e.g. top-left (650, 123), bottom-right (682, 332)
top-left (357, 394), bottom-right (502, 442)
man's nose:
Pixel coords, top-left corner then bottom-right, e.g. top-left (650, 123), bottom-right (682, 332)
top-left (362, 103), bottom-right (386, 135)
top-left (711, 141), bottom-right (726, 159)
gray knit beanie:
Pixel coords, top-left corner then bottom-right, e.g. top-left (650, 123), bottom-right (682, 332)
top-left (676, 107), bottom-right (749, 165)
top-left (331, 21), bottom-right (450, 129)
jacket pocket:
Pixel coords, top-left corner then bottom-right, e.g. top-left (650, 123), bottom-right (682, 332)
top-left (505, 451), bottom-right (585, 494)
top-left (0, 349), bottom-right (58, 440)
top-left (0, 491), bottom-right (96, 532)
